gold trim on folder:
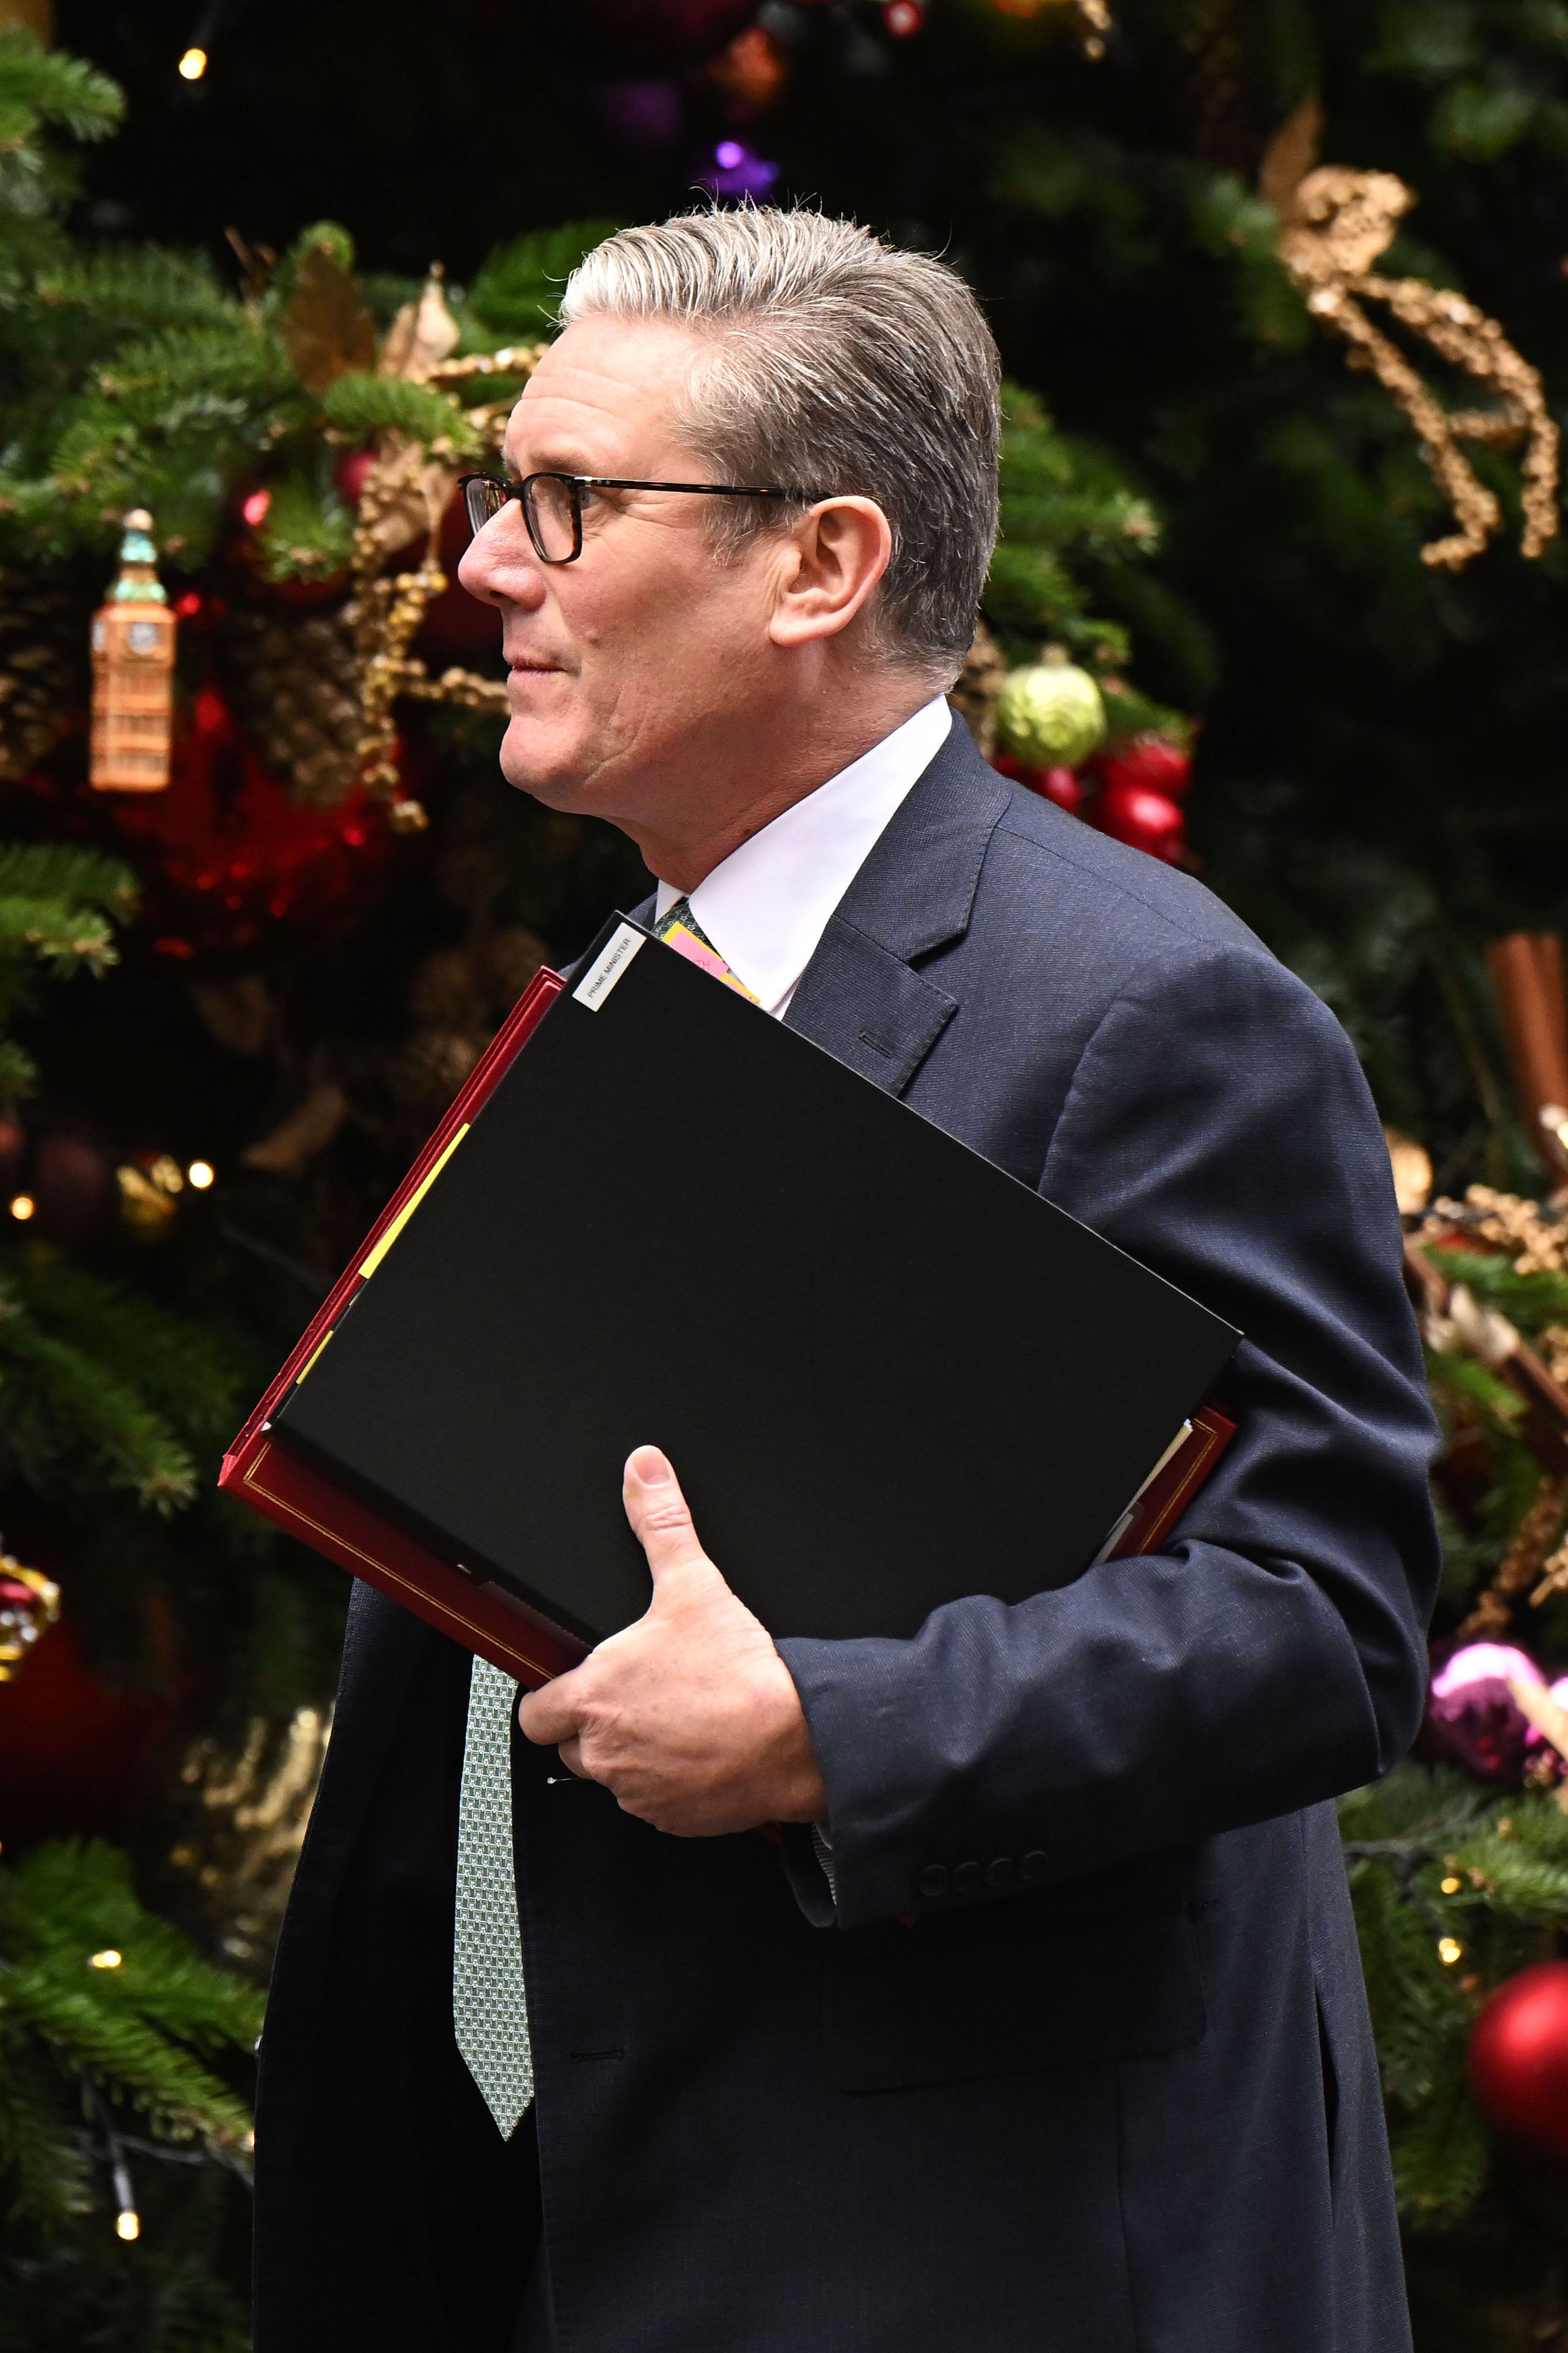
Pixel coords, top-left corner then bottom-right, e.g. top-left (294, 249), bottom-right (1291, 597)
top-left (359, 1123), bottom-right (470, 1281)
top-left (295, 1328), bottom-right (335, 1384)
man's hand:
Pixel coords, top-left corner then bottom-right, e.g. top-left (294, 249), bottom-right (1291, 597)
top-left (516, 1446), bottom-right (828, 1835)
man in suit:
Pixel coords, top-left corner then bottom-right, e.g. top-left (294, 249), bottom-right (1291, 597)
top-left (254, 209), bottom-right (1439, 2352)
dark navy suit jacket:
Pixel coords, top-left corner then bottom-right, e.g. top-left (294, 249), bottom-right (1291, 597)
top-left (254, 715), bottom-right (1439, 2353)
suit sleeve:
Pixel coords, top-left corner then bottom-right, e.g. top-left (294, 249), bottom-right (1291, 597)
top-left (776, 941), bottom-right (1441, 1933)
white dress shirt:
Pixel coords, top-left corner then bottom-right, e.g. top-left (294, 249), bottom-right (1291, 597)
top-left (653, 695), bottom-right (954, 1017)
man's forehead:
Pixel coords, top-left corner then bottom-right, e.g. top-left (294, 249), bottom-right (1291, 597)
top-left (505, 318), bottom-right (703, 467)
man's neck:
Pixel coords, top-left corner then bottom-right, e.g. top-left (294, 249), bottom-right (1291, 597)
top-left (636, 677), bottom-right (938, 896)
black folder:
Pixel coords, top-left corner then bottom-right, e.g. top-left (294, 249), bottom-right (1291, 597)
top-left (267, 913), bottom-right (1240, 1649)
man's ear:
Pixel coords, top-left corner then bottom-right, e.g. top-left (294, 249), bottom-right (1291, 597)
top-left (767, 498), bottom-right (894, 651)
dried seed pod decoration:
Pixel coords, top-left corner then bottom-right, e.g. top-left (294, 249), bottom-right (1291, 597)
top-left (90, 509), bottom-right (177, 792)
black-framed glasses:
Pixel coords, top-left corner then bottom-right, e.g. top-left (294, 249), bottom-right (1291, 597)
top-left (458, 471), bottom-right (820, 565)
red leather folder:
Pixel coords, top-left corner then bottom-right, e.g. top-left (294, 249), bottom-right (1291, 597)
top-left (220, 964), bottom-right (1236, 1690)
top-left (219, 966), bottom-right (587, 1689)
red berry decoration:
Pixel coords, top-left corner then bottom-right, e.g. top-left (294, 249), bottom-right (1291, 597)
top-left (1097, 737), bottom-right (1192, 801)
top-left (1469, 1962), bottom-right (1568, 2160)
top-left (1093, 779), bottom-right (1187, 865)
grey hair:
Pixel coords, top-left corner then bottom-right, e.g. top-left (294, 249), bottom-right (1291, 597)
top-left (558, 208), bottom-right (1001, 681)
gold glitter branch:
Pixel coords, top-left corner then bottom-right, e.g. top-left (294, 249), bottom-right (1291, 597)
top-left (345, 311), bottom-right (546, 831)
top-left (1273, 156), bottom-right (1559, 570)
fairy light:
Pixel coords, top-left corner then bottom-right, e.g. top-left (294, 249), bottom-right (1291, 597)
top-left (186, 1160), bottom-right (215, 1190)
top-left (89, 1949), bottom-right (123, 1970)
top-left (1440, 1875), bottom-right (1462, 1895)
top-left (116, 2207), bottom-right (140, 2240)
top-left (178, 47), bottom-right (207, 79)
top-left (8, 1194), bottom-right (33, 1221)
top-left (1438, 1936), bottom-right (1463, 1966)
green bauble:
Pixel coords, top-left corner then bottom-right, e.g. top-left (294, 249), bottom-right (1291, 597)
top-left (995, 655), bottom-right (1107, 770)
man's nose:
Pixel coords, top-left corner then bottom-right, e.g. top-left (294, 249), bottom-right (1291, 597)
top-left (457, 510), bottom-right (545, 610)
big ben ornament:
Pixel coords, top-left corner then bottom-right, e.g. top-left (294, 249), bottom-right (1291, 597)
top-left (90, 509), bottom-right (177, 792)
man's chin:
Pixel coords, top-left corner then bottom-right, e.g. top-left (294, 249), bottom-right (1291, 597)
top-left (498, 718), bottom-right (593, 811)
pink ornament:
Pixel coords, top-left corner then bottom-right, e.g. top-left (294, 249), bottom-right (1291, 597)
top-left (1426, 1644), bottom-right (1547, 1784)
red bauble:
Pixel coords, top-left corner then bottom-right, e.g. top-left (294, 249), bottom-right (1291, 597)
top-left (1469, 1962), bottom-right (1568, 2160)
top-left (105, 684), bottom-right (397, 962)
top-left (1037, 765), bottom-right (1083, 812)
top-left (990, 751), bottom-right (1084, 811)
top-left (333, 448), bottom-right (378, 509)
top-left (415, 488), bottom-right (502, 664)
top-left (1093, 779), bottom-right (1187, 864)
top-left (0, 1615), bottom-right (176, 1843)
top-left (1097, 737), bottom-right (1192, 801)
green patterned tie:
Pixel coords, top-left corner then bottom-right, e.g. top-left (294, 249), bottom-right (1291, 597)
top-left (454, 1654), bottom-right (535, 2137)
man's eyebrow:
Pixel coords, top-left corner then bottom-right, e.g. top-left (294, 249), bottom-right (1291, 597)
top-left (501, 451), bottom-right (593, 480)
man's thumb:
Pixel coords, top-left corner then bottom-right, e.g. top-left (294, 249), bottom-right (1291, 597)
top-left (623, 1446), bottom-right (716, 1591)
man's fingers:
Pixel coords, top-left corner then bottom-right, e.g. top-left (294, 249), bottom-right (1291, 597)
top-left (517, 1672), bottom-right (586, 1747)
top-left (623, 1446), bottom-right (723, 1592)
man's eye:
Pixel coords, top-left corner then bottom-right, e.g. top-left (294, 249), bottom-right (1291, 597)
top-left (576, 484), bottom-right (601, 513)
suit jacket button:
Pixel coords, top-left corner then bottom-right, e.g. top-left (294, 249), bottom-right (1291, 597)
top-left (986, 1856), bottom-right (1016, 1892)
top-left (1020, 1849), bottom-right (1049, 1884)
top-left (952, 1860), bottom-right (982, 1894)
top-left (917, 1864), bottom-right (949, 1899)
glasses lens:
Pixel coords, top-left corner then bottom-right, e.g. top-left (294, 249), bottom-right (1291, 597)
top-left (524, 475), bottom-right (579, 563)
top-left (463, 477), bottom-right (508, 538)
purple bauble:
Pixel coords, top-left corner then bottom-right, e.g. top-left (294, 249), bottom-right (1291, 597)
top-left (1425, 1643), bottom-right (1546, 1784)
top-left (697, 139), bottom-right (781, 201)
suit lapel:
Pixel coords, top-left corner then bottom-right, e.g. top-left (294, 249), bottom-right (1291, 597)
top-left (785, 714), bottom-right (1009, 1095)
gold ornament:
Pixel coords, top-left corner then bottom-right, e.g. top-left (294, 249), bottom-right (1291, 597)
top-left (280, 233), bottom-right (377, 397)
top-left (0, 1546), bottom-right (60, 1682)
top-left (1265, 108), bottom-right (1559, 571)
top-left (341, 337), bottom-right (543, 830)
top-left (90, 511), bottom-right (177, 792)
top-left (380, 265), bottom-right (462, 384)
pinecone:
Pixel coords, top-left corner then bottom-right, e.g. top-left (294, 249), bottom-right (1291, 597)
top-left (948, 620), bottom-right (1009, 760)
top-left (0, 570), bottom-right (86, 780)
top-left (219, 604), bottom-right (363, 809)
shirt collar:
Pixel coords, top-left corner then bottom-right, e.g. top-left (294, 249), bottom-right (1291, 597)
top-left (653, 696), bottom-right (955, 1015)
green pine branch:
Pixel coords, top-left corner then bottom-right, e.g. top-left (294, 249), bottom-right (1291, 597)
top-left (461, 219), bottom-right (620, 346)
top-left (0, 1283), bottom-right (201, 1512)
top-left (0, 28), bottom-right (123, 150)
top-left (0, 1842), bottom-right (261, 2224)
top-left (320, 368), bottom-right (479, 456)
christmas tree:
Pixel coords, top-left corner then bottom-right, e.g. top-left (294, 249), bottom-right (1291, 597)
top-left (4, 2), bottom-right (1568, 2342)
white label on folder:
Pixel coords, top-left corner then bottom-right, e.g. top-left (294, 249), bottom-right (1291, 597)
top-left (574, 923), bottom-right (646, 1010)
